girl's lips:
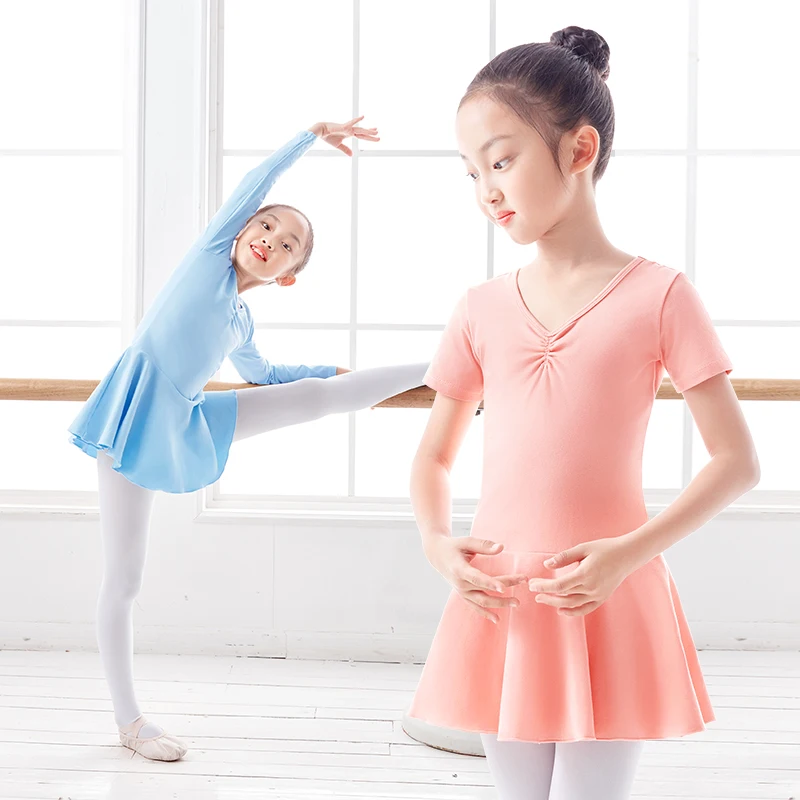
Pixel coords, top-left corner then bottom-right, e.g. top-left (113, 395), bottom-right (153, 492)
top-left (250, 243), bottom-right (268, 262)
top-left (496, 212), bottom-right (515, 227)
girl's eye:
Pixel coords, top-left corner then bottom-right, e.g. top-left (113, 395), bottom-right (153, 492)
top-left (262, 221), bottom-right (291, 252)
top-left (466, 158), bottom-right (509, 181)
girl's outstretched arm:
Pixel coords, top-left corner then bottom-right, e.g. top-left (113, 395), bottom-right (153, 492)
top-left (228, 336), bottom-right (336, 385)
top-left (198, 128), bottom-right (318, 256)
top-left (228, 316), bottom-right (335, 385)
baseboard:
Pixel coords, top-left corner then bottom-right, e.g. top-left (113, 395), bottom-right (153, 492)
top-left (1, 621), bottom-right (798, 659)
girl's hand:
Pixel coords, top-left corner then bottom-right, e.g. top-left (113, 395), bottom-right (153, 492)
top-left (424, 536), bottom-right (529, 624)
top-left (308, 116), bottom-right (379, 156)
top-left (527, 536), bottom-right (639, 617)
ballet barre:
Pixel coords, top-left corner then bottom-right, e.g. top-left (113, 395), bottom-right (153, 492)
top-left (0, 377), bottom-right (799, 404)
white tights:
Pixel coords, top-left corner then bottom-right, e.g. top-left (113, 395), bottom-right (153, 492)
top-left (95, 362), bottom-right (429, 737)
top-left (480, 733), bottom-right (645, 800)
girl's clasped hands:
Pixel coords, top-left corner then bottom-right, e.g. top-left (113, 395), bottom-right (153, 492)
top-left (424, 533), bottom-right (645, 623)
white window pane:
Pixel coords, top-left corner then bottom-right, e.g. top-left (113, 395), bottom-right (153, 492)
top-left (358, 406), bottom-right (482, 499)
top-left (0, 1), bottom-right (123, 149)
top-left (717, 327), bottom-right (800, 379)
top-left (218, 330), bottom-right (349, 496)
top-left (693, 327), bottom-right (799, 491)
top-left (0, 156), bottom-right (123, 321)
top-left (356, 330), bottom-right (441, 371)
top-left (0, 328), bottom-right (121, 491)
top-left (497, 0), bottom-right (687, 150)
top-left (642, 399), bottom-right (684, 490)
top-left (0, 326), bottom-right (122, 378)
top-left (356, 330), bottom-right (481, 498)
top-left (696, 156), bottom-right (799, 320)
top-left (359, 0), bottom-right (488, 151)
top-left (693, 402), bottom-right (799, 491)
top-left (223, 1), bottom-right (352, 150)
top-left (0, 401), bottom-right (99, 491)
top-left (699, 1), bottom-right (799, 149)
top-left (223, 155), bottom-right (351, 324)
top-left (358, 157), bottom-right (486, 323)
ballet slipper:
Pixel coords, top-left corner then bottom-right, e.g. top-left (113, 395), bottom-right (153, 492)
top-left (118, 714), bottom-right (188, 761)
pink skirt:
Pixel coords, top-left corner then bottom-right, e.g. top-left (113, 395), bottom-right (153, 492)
top-left (407, 550), bottom-right (715, 742)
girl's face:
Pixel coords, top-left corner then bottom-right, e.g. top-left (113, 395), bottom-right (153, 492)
top-left (456, 95), bottom-right (592, 246)
top-left (233, 208), bottom-right (309, 285)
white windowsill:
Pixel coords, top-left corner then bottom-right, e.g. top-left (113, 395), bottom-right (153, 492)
top-left (0, 490), bottom-right (796, 523)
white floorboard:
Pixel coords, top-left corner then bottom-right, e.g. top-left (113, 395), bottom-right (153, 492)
top-left (0, 650), bottom-right (797, 798)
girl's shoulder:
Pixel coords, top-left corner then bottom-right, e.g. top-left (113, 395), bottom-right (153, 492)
top-left (630, 258), bottom-right (703, 305)
top-left (461, 257), bottom-right (686, 321)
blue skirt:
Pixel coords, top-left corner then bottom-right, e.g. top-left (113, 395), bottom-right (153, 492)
top-left (68, 347), bottom-right (238, 493)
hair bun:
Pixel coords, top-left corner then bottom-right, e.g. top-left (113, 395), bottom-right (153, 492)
top-left (550, 26), bottom-right (610, 81)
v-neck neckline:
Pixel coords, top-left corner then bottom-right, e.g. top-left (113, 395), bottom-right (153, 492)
top-left (512, 255), bottom-right (645, 339)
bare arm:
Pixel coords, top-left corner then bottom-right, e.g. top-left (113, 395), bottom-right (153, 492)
top-left (411, 392), bottom-right (527, 623)
top-left (411, 392), bottom-right (479, 544)
top-left (624, 371), bottom-right (760, 567)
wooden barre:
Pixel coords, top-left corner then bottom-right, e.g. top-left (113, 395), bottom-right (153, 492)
top-left (0, 377), bottom-right (799, 404)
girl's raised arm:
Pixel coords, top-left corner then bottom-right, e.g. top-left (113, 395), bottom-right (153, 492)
top-left (198, 128), bottom-right (317, 256)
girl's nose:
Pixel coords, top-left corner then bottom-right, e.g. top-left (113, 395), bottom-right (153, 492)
top-left (260, 237), bottom-right (273, 250)
top-left (483, 191), bottom-right (501, 207)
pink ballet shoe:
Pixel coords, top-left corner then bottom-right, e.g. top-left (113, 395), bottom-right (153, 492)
top-left (118, 714), bottom-right (188, 761)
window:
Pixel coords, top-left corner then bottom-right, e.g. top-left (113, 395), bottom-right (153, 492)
top-left (0, 0), bottom-right (132, 501)
top-left (209, 0), bottom-right (797, 514)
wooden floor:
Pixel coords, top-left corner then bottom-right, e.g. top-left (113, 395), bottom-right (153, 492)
top-left (0, 649), bottom-right (797, 799)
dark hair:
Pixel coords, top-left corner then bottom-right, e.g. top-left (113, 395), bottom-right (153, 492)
top-left (459, 26), bottom-right (614, 187)
top-left (243, 202), bottom-right (315, 277)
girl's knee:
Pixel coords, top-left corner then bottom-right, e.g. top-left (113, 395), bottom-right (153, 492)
top-left (99, 573), bottom-right (144, 604)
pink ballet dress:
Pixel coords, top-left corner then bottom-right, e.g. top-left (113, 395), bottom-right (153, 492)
top-left (407, 256), bottom-right (733, 742)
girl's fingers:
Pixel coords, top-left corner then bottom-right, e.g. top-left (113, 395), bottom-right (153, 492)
top-left (529, 574), bottom-right (585, 595)
top-left (473, 607), bottom-right (498, 624)
top-left (495, 573), bottom-right (529, 586)
top-left (460, 566), bottom-right (505, 593)
top-left (534, 592), bottom-right (592, 608)
top-left (559, 601), bottom-right (599, 616)
top-left (461, 595), bottom-right (500, 624)
top-left (462, 589), bottom-right (520, 609)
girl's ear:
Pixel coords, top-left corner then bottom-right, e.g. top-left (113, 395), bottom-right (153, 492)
top-left (278, 274), bottom-right (296, 287)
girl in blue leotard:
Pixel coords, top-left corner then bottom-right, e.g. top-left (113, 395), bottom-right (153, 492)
top-left (68, 116), bottom-right (429, 761)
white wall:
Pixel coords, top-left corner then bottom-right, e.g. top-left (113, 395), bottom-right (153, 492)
top-left (1, 503), bottom-right (799, 658)
top-left (1, 0), bottom-right (798, 659)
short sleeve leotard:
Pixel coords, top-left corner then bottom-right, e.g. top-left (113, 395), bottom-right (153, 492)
top-left (407, 256), bottom-right (734, 742)
top-left (68, 129), bottom-right (336, 494)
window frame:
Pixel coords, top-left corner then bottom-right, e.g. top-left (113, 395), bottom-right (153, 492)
top-left (0, 0), bottom-right (144, 515)
top-left (2, 0), bottom-right (792, 519)
top-left (196, 0), bottom-right (798, 522)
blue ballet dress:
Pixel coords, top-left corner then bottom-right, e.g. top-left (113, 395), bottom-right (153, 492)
top-left (68, 129), bottom-right (336, 494)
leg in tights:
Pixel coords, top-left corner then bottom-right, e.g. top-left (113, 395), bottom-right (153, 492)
top-left (480, 733), bottom-right (645, 800)
top-left (95, 450), bottom-right (163, 738)
top-left (548, 740), bottom-right (644, 800)
top-left (94, 361), bottom-right (429, 742)
top-left (480, 734), bottom-right (556, 800)
top-left (232, 361), bottom-right (430, 441)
